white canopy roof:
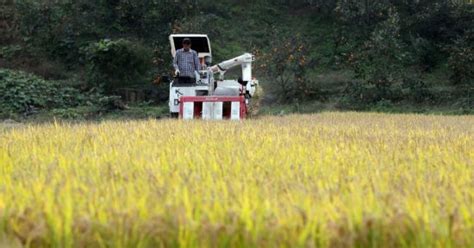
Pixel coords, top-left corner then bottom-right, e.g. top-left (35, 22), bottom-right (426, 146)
top-left (169, 34), bottom-right (212, 58)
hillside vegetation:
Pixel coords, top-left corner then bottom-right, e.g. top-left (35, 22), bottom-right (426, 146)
top-left (0, 0), bottom-right (473, 119)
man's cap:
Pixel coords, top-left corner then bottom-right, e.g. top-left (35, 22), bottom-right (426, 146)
top-left (182, 38), bottom-right (191, 45)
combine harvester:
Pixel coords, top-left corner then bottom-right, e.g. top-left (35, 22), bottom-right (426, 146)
top-left (168, 34), bottom-right (259, 120)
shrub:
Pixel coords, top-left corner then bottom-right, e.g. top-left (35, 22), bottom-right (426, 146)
top-left (0, 69), bottom-right (121, 115)
top-left (401, 76), bottom-right (432, 103)
top-left (84, 39), bottom-right (152, 94)
top-left (0, 69), bottom-right (85, 114)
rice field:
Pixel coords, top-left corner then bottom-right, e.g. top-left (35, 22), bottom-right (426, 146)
top-left (0, 113), bottom-right (473, 247)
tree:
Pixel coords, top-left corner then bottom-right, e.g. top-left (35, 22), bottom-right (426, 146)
top-left (259, 33), bottom-right (320, 102)
top-left (84, 39), bottom-right (152, 94)
top-left (348, 8), bottom-right (409, 103)
top-left (448, 29), bottom-right (474, 85)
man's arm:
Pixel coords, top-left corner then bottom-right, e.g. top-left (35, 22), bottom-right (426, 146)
top-left (173, 50), bottom-right (180, 70)
top-left (193, 51), bottom-right (201, 71)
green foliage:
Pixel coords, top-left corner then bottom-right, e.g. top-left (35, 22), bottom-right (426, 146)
top-left (0, 1), bottom-right (20, 45)
top-left (3, 0), bottom-right (474, 114)
top-left (336, 0), bottom-right (474, 70)
top-left (0, 45), bottom-right (22, 59)
top-left (399, 1), bottom-right (474, 70)
top-left (342, 9), bottom-right (435, 107)
top-left (341, 9), bottom-right (405, 105)
top-left (12, 0), bottom-right (187, 68)
top-left (335, 0), bottom-right (391, 29)
top-left (260, 33), bottom-right (322, 102)
top-left (84, 39), bottom-right (152, 94)
top-left (51, 108), bottom-right (84, 120)
top-left (447, 29), bottom-right (474, 85)
top-left (0, 69), bottom-right (85, 114)
top-left (401, 77), bottom-right (432, 103)
top-left (14, 1), bottom-right (68, 55)
top-left (352, 9), bottom-right (407, 87)
top-left (408, 37), bottom-right (439, 71)
top-left (0, 69), bottom-right (123, 115)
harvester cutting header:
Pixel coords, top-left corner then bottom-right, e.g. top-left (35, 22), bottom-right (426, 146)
top-left (168, 34), bottom-right (259, 120)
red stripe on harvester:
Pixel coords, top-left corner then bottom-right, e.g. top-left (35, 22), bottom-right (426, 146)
top-left (180, 96), bottom-right (245, 103)
top-left (179, 96), bottom-right (247, 119)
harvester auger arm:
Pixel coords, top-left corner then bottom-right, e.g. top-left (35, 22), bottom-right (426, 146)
top-left (209, 53), bottom-right (255, 83)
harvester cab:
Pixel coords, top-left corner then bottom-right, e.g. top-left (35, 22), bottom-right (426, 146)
top-left (168, 34), bottom-right (258, 120)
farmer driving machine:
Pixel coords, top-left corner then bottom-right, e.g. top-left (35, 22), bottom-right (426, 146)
top-left (167, 34), bottom-right (259, 120)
